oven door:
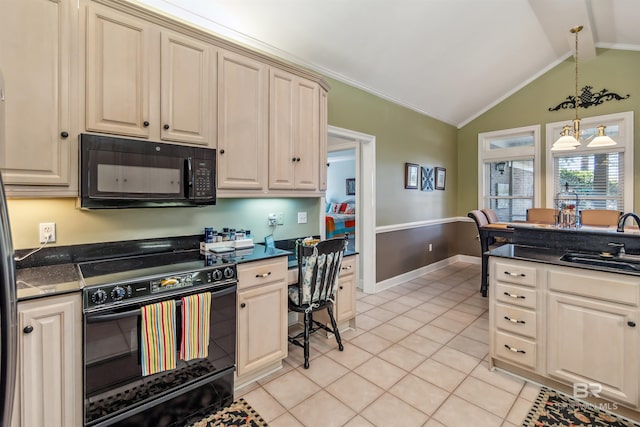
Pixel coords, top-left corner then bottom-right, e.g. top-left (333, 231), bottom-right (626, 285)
top-left (83, 283), bottom-right (236, 426)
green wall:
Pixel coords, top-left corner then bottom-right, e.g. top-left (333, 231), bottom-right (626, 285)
top-left (7, 197), bottom-right (320, 249)
top-left (326, 77), bottom-right (458, 226)
top-left (457, 49), bottom-right (640, 216)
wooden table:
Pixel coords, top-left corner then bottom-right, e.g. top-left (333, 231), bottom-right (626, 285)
top-left (478, 223), bottom-right (514, 297)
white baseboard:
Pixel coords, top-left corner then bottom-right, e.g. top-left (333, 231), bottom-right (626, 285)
top-left (373, 254), bottom-right (481, 293)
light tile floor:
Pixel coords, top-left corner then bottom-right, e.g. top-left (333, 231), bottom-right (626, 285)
top-left (236, 261), bottom-right (542, 427)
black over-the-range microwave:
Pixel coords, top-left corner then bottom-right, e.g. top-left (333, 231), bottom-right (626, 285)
top-left (80, 134), bottom-right (216, 209)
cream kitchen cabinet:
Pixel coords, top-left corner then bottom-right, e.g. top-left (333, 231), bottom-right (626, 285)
top-left (489, 258), bottom-right (542, 373)
top-left (217, 50), bottom-right (268, 192)
top-left (11, 293), bottom-right (82, 427)
top-left (236, 257), bottom-right (288, 387)
top-left (0, 0), bottom-right (77, 191)
top-left (85, 4), bottom-right (215, 145)
top-left (318, 89), bottom-right (329, 191)
top-left (546, 266), bottom-right (639, 407)
top-left (268, 68), bottom-right (319, 191)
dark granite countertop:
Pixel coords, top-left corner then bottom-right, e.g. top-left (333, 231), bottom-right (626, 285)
top-left (488, 244), bottom-right (640, 276)
top-left (16, 263), bottom-right (83, 301)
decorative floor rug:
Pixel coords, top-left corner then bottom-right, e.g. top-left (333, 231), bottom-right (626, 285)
top-left (190, 398), bottom-right (268, 427)
top-left (524, 387), bottom-right (640, 427)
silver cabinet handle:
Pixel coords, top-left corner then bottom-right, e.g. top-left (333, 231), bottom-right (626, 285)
top-left (504, 271), bottom-right (525, 277)
top-left (504, 344), bottom-right (526, 354)
top-left (341, 265), bottom-right (352, 271)
top-left (504, 316), bottom-right (526, 324)
top-left (503, 292), bottom-right (525, 299)
top-left (256, 272), bottom-right (271, 278)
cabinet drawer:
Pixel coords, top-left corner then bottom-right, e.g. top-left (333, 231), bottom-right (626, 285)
top-left (494, 261), bottom-right (536, 287)
top-left (339, 257), bottom-right (356, 277)
top-left (238, 257), bottom-right (287, 290)
top-left (495, 283), bottom-right (537, 309)
top-left (494, 331), bottom-right (536, 370)
top-left (494, 303), bottom-right (536, 338)
top-left (547, 267), bottom-right (639, 306)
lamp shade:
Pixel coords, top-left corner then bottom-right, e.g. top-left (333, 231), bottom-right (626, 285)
top-left (587, 125), bottom-right (616, 147)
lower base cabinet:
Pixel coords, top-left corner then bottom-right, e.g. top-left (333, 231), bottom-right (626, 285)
top-left (11, 293), bottom-right (82, 427)
top-left (489, 257), bottom-right (640, 412)
top-left (236, 257), bottom-right (288, 387)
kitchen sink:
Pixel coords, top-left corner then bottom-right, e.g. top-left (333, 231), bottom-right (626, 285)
top-left (559, 252), bottom-right (640, 272)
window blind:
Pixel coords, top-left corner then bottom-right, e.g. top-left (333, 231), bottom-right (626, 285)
top-left (553, 152), bottom-right (624, 211)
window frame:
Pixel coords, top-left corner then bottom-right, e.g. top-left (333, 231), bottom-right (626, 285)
top-left (544, 111), bottom-right (634, 210)
top-left (477, 125), bottom-right (541, 217)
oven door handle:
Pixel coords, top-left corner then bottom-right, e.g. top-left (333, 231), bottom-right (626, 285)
top-left (86, 307), bottom-right (143, 323)
top-left (85, 284), bottom-right (236, 323)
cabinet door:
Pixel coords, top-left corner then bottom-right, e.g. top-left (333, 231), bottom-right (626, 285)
top-left (161, 31), bottom-right (214, 145)
top-left (294, 79), bottom-right (319, 190)
top-left (86, 5), bottom-right (153, 138)
top-left (318, 89), bottom-right (328, 191)
top-left (336, 272), bottom-right (356, 322)
top-left (16, 294), bottom-right (82, 427)
top-left (547, 292), bottom-right (638, 406)
top-left (237, 281), bottom-right (287, 376)
top-left (268, 69), bottom-right (296, 190)
top-left (0, 0), bottom-right (74, 186)
top-left (268, 70), bottom-right (319, 191)
top-left (217, 50), bottom-right (267, 190)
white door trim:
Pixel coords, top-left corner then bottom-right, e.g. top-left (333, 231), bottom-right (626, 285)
top-left (328, 125), bottom-right (376, 294)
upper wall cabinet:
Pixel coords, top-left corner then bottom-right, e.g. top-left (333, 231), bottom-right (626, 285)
top-left (268, 69), bottom-right (319, 191)
top-left (319, 90), bottom-right (328, 191)
top-left (217, 50), bottom-right (268, 191)
top-left (85, 4), bottom-right (215, 145)
top-left (0, 0), bottom-right (77, 189)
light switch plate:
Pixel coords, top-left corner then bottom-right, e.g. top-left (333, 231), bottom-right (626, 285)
top-left (297, 211), bottom-right (307, 224)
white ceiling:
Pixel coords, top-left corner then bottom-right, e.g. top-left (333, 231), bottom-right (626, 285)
top-left (135, 0), bottom-right (640, 128)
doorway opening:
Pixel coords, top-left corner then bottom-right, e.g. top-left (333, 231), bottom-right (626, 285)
top-left (326, 126), bottom-right (376, 294)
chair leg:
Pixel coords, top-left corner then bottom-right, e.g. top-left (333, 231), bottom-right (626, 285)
top-left (480, 253), bottom-right (489, 297)
top-left (303, 311), bottom-right (311, 369)
top-left (326, 303), bottom-right (344, 351)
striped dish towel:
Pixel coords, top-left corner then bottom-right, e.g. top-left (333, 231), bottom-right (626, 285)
top-left (180, 292), bottom-right (212, 361)
top-left (140, 300), bottom-right (177, 376)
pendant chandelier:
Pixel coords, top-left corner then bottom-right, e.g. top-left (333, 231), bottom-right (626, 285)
top-left (551, 26), bottom-right (616, 151)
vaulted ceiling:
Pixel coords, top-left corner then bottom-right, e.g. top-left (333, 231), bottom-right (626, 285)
top-left (136, 0), bottom-right (640, 128)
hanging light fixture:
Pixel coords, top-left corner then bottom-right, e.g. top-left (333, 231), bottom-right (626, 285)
top-left (551, 26), bottom-right (616, 151)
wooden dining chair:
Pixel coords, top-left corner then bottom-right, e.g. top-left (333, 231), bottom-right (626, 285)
top-left (526, 208), bottom-right (558, 224)
top-left (579, 209), bottom-right (622, 227)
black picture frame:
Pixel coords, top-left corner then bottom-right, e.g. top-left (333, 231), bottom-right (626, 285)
top-left (405, 163), bottom-right (419, 189)
top-left (435, 167), bottom-right (446, 190)
top-left (346, 178), bottom-right (356, 195)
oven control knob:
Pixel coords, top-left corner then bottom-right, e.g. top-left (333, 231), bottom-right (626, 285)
top-left (91, 289), bottom-right (108, 305)
top-left (223, 267), bottom-right (235, 279)
top-left (212, 269), bottom-right (223, 281)
top-left (111, 286), bottom-right (126, 301)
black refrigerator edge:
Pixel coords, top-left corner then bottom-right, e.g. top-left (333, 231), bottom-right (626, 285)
top-left (0, 68), bottom-right (18, 427)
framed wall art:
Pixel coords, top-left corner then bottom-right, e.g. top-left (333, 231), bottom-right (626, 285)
top-left (346, 178), bottom-right (356, 195)
top-left (405, 163), bottom-right (419, 189)
top-left (435, 167), bottom-right (446, 190)
top-left (421, 166), bottom-right (434, 192)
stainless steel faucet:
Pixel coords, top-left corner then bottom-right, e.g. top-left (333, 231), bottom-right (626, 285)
top-left (617, 212), bottom-right (640, 232)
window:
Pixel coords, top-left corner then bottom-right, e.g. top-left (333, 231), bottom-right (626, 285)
top-left (478, 125), bottom-right (541, 221)
top-left (545, 112), bottom-right (633, 212)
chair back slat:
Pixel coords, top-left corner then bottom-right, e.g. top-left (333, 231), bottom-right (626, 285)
top-left (294, 237), bottom-right (348, 307)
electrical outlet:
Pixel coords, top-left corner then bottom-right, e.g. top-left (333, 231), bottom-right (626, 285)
top-left (39, 222), bottom-right (56, 243)
top-left (297, 211), bottom-right (307, 224)
top-left (428, 243), bottom-right (433, 252)
top-left (276, 212), bottom-right (284, 225)
top-left (267, 213), bottom-right (277, 226)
